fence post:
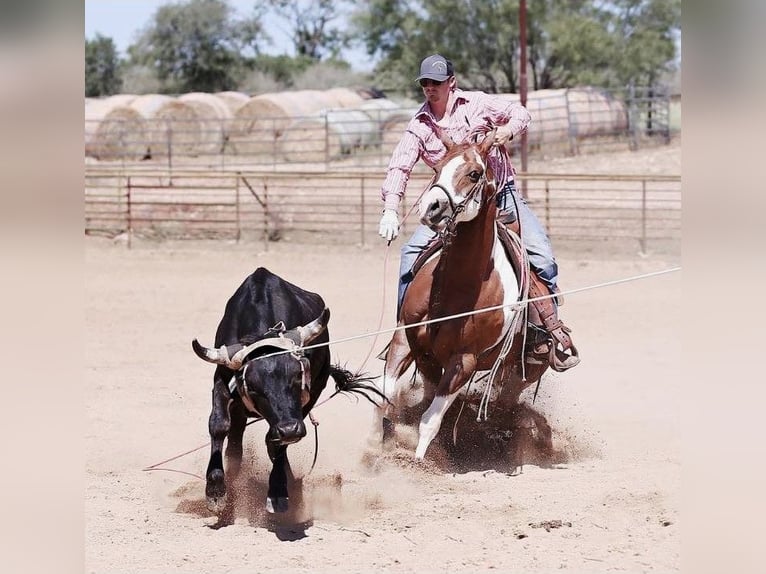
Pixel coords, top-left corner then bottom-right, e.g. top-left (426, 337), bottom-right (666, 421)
top-left (628, 84), bottom-right (639, 151)
top-left (325, 114), bottom-right (330, 170)
top-left (166, 120), bottom-right (173, 178)
top-left (263, 179), bottom-right (269, 252)
top-left (235, 174), bottom-right (241, 243)
top-left (545, 179), bottom-right (551, 233)
top-left (564, 89), bottom-right (578, 156)
top-left (360, 174), bottom-right (366, 246)
top-left (640, 179), bottom-right (647, 256)
top-left (126, 175), bottom-right (133, 250)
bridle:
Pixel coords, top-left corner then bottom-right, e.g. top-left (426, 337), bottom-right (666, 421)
top-left (433, 172), bottom-right (489, 240)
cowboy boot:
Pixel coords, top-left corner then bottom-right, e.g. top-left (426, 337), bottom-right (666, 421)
top-left (526, 275), bottom-right (580, 372)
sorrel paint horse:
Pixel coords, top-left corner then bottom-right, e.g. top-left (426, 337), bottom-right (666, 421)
top-left (376, 130), bottom-right (552, 460)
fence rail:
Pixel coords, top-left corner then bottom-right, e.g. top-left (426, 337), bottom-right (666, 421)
top-left (85, 168), bottom-right (681, 253)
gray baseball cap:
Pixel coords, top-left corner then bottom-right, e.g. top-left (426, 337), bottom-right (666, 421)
top-left (415, 54), bottom-right (454, 82)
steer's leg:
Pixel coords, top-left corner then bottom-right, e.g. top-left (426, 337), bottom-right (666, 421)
top-left (265, 443), bottom-right (290, 513)
top-left (225, 400), bottom-right (247, 479)
top-left (205, 366), bottom-right (233, 513)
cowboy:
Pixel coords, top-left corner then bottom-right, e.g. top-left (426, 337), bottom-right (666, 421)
top-left (378, 54), bottom-right (579, 371)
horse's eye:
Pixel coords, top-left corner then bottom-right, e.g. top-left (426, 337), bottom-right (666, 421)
top-left (468, 170), bottom-right (481, 183)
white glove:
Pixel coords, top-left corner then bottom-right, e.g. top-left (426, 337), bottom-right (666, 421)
top-left (378, 209), bottom-right (400, 241)
top-left (493, 123), bottom-right (515, 147)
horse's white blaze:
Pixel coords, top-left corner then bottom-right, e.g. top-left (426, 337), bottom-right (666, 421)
top-left (415, 391), bottom-right (461, 459)
top-left (491, 232), bottom-right (521, 348)
top-left (420, 152), bottom-right (487, 224)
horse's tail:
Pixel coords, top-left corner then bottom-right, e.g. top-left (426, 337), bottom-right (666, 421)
top-left (329, 364), bottom-right (389, 407)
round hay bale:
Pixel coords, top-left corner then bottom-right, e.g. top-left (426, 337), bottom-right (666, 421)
top-left (278, 109), bottom-right (379, 163)
top-left (358, 98), bottom-right (403, 125)
top-left (85, 94), bottom-right (147, 160)
top-left (566, 87), bottom-right (628, 136)
top-left (380, 107), bottom-right (420, 154)
top-left (128, 94), bottom-right (202, 157)
top-left (322, 87), bottom-right (366, 108)
top-left (525, 89), bottom-right (569, 145)
top-left (214, 91), bottom-right (250, 116)
top-left (228, 90), bottom-right (340, 158)
top-left (178, 92), bottom-right (232, 155)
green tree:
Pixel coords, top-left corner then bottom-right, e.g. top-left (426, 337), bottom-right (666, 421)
top-left (127, 0), bottom-right (267, 93)
top-left (266, 0), bottom-right (350, 60)
top-left (351, 0), bottom-right (680, 92)
top-left (609, 0), bottom-right (681, 86)
top-left (85, 34), bottom-right (122, 96)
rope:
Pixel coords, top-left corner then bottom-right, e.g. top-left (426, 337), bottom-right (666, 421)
top-left (247, 266), bottom-right (682, 361)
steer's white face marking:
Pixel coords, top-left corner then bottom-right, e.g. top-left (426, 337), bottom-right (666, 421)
top-left (419, 149), bottom-right (487, 230)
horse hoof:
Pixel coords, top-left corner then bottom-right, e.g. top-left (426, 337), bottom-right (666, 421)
top-left (266, 496), bottom-right (289, 514)
top-left (206, 493), bottom-right (228, 514)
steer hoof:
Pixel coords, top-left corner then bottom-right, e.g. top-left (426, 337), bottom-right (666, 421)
top-left (206, 469), bottom-right (227, 513)
top-left (266, 496), bottom-right (289, 514)
top-left (206, 493), bottom-right (228, 514)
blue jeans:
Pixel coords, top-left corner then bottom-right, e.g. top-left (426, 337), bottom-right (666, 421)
top-left (397, 180), bottom-right (558, 315)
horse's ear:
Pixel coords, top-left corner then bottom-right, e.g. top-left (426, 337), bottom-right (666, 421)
top-left (480, 129), bottom-right (497, 155)
top-left (436, 126), bottom-right (456, 150)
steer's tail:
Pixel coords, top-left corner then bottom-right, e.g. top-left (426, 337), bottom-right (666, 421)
top-left (329, 365), bottom-right (389, 407)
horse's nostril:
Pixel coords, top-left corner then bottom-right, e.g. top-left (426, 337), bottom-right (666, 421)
top-left (427, 201), bottom-right (441, 217)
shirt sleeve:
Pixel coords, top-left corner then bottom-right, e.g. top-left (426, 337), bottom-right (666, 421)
top-left (380, 126), bottom-right (422, 212)
top-left (481, 93), bottom-right (532, 139)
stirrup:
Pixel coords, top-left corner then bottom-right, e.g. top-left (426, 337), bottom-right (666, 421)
top-left (550, 344), bottom-right (580, 372)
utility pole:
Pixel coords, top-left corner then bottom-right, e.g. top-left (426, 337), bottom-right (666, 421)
top-left (519, 0), bottom-right (529, 199)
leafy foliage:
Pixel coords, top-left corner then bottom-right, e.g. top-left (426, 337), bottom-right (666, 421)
top-left (84, 0), bottom-right (680, 95)
top-left (85, 34), bottom-right (122, 97)
top-left (266, 0), bottom-right (351, 60)
top-left (350, 0), bottom-right (680, 92)
top-left (126, 0), bottom-right (266, 93)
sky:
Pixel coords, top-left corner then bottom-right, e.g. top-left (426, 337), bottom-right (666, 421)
top-left (84, 0), bottom-right (374, 71)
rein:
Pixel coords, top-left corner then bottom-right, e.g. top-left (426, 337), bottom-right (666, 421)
top-left (437, 175), bottom-right (487, 238)
top-left (428, 174), bottom-right (489, 335)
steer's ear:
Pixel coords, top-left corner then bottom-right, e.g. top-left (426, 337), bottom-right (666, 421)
top-left (297, 307), bottom-right (330, 345)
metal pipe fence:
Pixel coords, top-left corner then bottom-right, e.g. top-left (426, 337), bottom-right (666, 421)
top-left (85, 86), bottom-right (675, 171)
top-left (85, 168), bottom-right (680, 254)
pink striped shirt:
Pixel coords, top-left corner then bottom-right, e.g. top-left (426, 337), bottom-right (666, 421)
top-left (381, 88), bottom-right (531, 211)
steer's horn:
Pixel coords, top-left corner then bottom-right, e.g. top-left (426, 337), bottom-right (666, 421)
top-left (296, 307), bottom-right (330, 345)
top-left (191, 339), bottom-right (243, 367)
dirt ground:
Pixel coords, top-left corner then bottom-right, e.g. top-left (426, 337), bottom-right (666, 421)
top-left (85, 141), bottom-right (681, 574)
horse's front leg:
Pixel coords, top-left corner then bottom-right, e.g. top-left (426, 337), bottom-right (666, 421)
top-left (372, 326), bottom-right (414, 445)
top-left (415, 354), bottom-right (477, 460)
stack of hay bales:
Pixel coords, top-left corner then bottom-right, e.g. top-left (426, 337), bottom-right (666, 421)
top-left (380, 105), bottom-right (422, 155)
top-left (564, 87), bottom-right (628, 137)
top-left (278, 108), bottom-right (380, 163)
top-left (178, 92), bottom-right (233, 155)
top-left (128, 94), bottom-right (201, 157)
top-left (521, 88), bottom-right (628, 146)
top-left (85, 94), bottom-right (147, 161)
top-left (213, 91), bottom-right (249, 116)
top-left (228, 89), bottom-right (371, 159)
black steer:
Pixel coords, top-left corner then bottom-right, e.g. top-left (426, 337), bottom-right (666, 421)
top-left (192, 267), bottom-right (381, 514)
